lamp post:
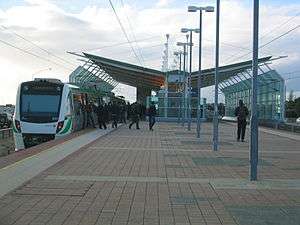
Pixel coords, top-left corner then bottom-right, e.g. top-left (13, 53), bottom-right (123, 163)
top-left (250, 0), bottom-right (259, 181)
top-left (188, 5), bottom-right (214, 139)
top-left (176, 42), bottom-right (188, 126)
top-left (213, 0), bottom-right (221, 151)
top-left (174, 51), bottom-right (183, 123)
top-left (181, 28), bottom-right (199, 131)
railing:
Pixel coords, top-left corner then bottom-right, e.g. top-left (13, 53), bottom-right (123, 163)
top-left (222, 117), bottom-right (300, 133)
top-left (0, 128), bottom-right (13, 140)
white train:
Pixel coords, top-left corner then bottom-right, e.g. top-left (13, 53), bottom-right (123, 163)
top-left (13, 78), bottom-right (92, 150)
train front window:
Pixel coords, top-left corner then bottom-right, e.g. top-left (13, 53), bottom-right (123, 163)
top-left (20, 82), bottom-right (63, 123)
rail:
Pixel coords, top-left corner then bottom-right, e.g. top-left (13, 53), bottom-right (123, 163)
top-left (222, 116), bottom-right (300, 133)
top-left (0, 128), bottom-right (13, 140)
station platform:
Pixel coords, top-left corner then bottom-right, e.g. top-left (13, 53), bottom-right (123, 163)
top-left (0, 122), bottom-right (299, 225)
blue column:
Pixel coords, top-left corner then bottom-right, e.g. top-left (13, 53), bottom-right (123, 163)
top-left (250, 0), bottom-right (259, 181)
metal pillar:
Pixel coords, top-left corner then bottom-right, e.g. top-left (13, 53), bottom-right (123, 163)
top-left (250, 0), bottom-right (259, 181)
top-left (196, 10), bottom-right (203, 138)
top-left (178, 53), bottom-right (182, 123)
top-left (213, 0), bottom-right (220, 151)
top-left (182, 45), bottom-right (187, 127)
top-left (188, 31), bottom-right (193, 131)
top-left (164, 34), bottom-right (170, 118)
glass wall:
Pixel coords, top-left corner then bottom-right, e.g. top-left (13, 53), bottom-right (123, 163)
top-left (222, 71), bottom-right (285, 121)
top-left (146, 93), bottom-right (206, 119)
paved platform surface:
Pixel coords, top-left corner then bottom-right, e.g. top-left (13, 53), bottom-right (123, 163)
top-left (0, 122), bottom-right (299, 225)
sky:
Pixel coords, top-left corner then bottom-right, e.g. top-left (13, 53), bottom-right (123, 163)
top-left (0, 0), bottom-right (299, 104)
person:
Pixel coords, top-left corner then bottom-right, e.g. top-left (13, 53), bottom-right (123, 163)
top-left (129, 102), bottom-right (140, 129)
top-left (120, 103), bottom-right (127, 124)
top-left (97, 104), bottom-right (107, 129)
top-left (234, 100), bottom-right (249, 142)
top-left (86, 102), bottom-right (96, 128)
top-left (111, 102), bottom-right (119, 129)
top-left (148, 102), bottom-right (156, 131)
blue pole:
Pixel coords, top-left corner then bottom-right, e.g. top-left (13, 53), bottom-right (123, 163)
top-left (178, 53), bottom-right (182, 123)
top-left (197, 10), bottom-right (203, 138)
top-left (250, 0), bottom-right (259, 181)
top-left (182, 45), bottom-right (187, 127)
top-left (213, 0), bottom-right (220, 151)
top-left (188, 31), bottom-right (193, 131)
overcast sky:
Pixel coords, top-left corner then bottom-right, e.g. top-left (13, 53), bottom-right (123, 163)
top-left (0, 0), bottom-right (299, 104)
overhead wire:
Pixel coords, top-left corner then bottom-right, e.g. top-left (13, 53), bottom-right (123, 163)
top-left (0, 38), bottom-right (73, 71)
top-left (223, 11), bottom-right (300, 64)
top-left (79, 35), bottom-right (161, 52)
top-left (120, 0), bottom-right (145, 65)
top-left (259, 12), bottom-right (300, 40)
top-left (224, 25), bottom-right (300, 64)
top-left (0, 25), bottom-right (77, 67)
top-left (107, 0), bottom-right (144, 66)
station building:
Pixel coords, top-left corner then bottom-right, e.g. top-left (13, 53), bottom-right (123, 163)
top-left (69, 53), bottom-right (285, 122)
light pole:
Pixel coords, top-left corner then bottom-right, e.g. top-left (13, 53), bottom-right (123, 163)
top-left (164, 34), bottom-right (170, 119)
top-left (181, 28), bottom-right (199, 131)
top-left (213, 0), bottom-right (221, 151)
top-left (174, 51), bottom-right (183, 124)
top-left (188, 5), bottom-right (214, 139)
top-left (177, 42), bottom-right (189, 126)
top-left (250, 0), bottom-right (259, 181)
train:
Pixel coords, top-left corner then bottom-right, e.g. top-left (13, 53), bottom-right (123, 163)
top-left (13, 78), bottom-right (124, 150)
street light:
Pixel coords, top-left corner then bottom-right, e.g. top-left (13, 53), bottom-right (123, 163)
top-left (174, 50), bottom-right (183, 124)
top-left (188, 4), bottom-right (214, 139)
top-left (177, 42), bottom-right (188, 126)
top-left (181, 28), bottom-right (199, 131)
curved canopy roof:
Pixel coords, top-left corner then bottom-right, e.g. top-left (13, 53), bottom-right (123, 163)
top-left (69, 52), bottom-right (277, 91)
top-left (83, 53), bottom-right (165, 90)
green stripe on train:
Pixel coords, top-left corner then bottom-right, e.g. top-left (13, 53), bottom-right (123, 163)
top-left (59, 118), bottom-right (72, 135)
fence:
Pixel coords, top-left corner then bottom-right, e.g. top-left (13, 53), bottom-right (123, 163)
top-left (0, 128), bottom-right (13, 140)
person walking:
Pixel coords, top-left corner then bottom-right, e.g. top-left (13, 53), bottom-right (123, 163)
top-left (148, 102), bottom-right (156, 131)
top-left (129, 102), bottom-right (140, 129)
top-left (111, 102), bottom-right (119, 129)
top-left (234, 100), bottom-right (249, 142)
top-left (120, 103), bottom-right (127, 124)
top-left (97, 104), bottom-right (107, 129)
top-left (86, 102), bottom-right (96, 128)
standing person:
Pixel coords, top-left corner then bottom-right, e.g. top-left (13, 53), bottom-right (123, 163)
top-left (234, 100), bottom-right (249, 142)
top-left (97, 104), bottom-right (107, 129)
top-left (129, 102), bottom-right (140, 129)
top-left (111, 102), bottom-right (118, 129)
top-left (126, 102), bottom-right (131, 120)
top-left (86, 102), bottom-right (96, 128)
top-left (148, 102), bottom-right (156, 131)
top-left (103, 103), bottom-right (109, 124)
top-left (120, 103), bottom-right (127, 124)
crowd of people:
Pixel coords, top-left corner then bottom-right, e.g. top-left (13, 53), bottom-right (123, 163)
top-left (81, 101), bottom-right (157, 131)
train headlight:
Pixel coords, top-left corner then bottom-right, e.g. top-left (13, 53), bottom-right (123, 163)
top-left (56, 121), bottom-right (64, 133)
top-left (14, 120), bottom-right (21, 133)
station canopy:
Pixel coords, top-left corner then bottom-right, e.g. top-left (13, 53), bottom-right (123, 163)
top-left (70, 52), bottom-right (275, 91)
top-left (82, 52), bottom-right (165, 90)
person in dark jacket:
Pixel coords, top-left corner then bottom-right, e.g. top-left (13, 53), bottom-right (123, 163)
top-left (129, 102), bottom-right (140, 129)
top-left (86, 102), bottom-right (96, 128)
top-left (148, 102), bottom-right (156, 131)
top-left (234, 100), bottom-right (249, 142)
top-left (97, 104), bottom-right (107, 129)
top-left (111, 102), bottom-right (119, 129)
top-left (120, 103), bottom-right (127, 124)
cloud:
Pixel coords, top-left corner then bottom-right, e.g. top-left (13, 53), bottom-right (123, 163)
top-left (156, 0), bottom-right (173, 8)
top-left (0, 0), bottom-right (299, 105)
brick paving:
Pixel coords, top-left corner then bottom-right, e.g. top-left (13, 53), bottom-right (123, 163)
top-left (0, 122), bottom-right (299, 225)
